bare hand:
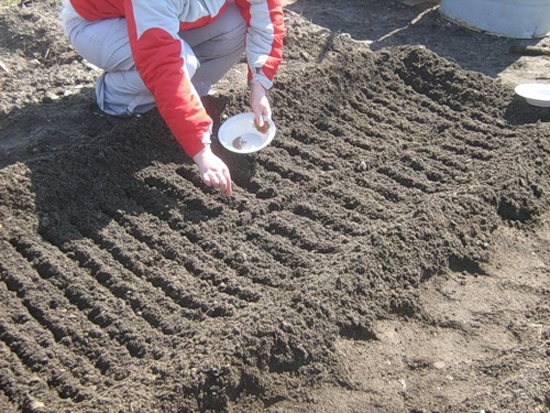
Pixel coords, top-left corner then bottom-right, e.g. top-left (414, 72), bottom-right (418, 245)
top-left (192, 146), bottom-right (233, 197)
top-left (250, 81), bottom-right (272, 128)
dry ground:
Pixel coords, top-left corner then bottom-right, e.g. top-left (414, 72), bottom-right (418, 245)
top-left (0, 1), bottom-right (549, 412)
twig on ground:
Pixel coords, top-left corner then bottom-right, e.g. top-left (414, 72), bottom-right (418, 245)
top-left (510, 45), bottom-right (550, 56)
top-left (0, 59), bottom-right (9, 74)
top-left (317, 30), bottom-right (337, 63)
top-left (375, 5), bottom-right (439, 43)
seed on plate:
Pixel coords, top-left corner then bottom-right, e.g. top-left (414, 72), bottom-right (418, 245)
top-left (233, 136), bottom-right (245, 150)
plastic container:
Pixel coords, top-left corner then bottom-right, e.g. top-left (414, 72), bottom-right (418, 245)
top-left (440, 0), bottom-right (550, 39)
top-left (515, 83), bottom-right (550, 106)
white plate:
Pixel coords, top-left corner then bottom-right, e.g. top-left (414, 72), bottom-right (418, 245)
top-left (515, 83), bottom-right (550, 107)
top-left (218, 112), bottom-right (276, 154)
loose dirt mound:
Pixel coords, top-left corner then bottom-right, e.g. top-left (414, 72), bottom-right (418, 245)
top-left (1, 2), bottom-right (549, 412)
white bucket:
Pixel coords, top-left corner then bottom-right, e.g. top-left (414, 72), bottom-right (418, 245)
top-left (440, 0), bottom-right (550, 39)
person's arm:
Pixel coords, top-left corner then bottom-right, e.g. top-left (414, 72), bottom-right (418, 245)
top-left (235, 0), bottom-right (285, 126)
top-left (124, 0), bottom-right (231, 196)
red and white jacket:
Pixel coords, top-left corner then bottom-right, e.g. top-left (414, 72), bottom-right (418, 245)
top-left (67, 0), bottom-right (285, 157)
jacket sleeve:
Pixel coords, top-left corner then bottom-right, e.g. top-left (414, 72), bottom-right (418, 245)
top-left (124, 0), bottom-right (211, 158)
top-left (235, 0), bottom-right (285, 89)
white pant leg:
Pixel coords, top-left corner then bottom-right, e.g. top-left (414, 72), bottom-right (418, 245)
top-left (62, 3), bottom-right (245, 116)
top-left (179, 4), bottom-right (246, 96)
top-left (65, 17), bottom-right (148, 116)
top-left (63, 15), bottom-right (200, 117)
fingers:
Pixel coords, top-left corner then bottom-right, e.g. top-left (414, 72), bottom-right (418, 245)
top-left (202, 169), bottom-right (233, 197)
top-left (222, 168), bottom-right (233, 197)
top-left (193, 147), bottom-right (233, 197)
top-left (250, 81), bottom-right (272, 122)
top-left (254, 99), bottom-right (271, 118)
top-left (252, 99), bottom-right (265, 125)
top-left (254, 103), bottom-right (272, 129)
top-left (262, 103), bottom-right (272, 120)
top-left (202, 173), bottom-right (215, 188)
top-left (255, 113), bottom-right (265, 127)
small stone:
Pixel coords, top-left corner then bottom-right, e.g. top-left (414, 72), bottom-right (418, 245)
top-left (28, 400), bottom-right (46, 412)
top-left (356, 160), bottom-right (368, 172)
top-left (433, 361), bottom-right (446, 370)
top-left (89, 329), bottom-right (102, 339)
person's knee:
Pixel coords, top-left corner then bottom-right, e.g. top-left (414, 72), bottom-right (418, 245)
top-left (96, 71), bottom-right (155, 117)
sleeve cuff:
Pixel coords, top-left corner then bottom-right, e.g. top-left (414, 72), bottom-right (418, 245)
top-left (250, 72), bottom-right (273, 90)
top-left (185, 131), bottom-right (212, 158)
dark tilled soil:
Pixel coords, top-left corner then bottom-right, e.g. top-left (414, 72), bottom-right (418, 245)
top-left (1, 1), bottom-right (549, 412)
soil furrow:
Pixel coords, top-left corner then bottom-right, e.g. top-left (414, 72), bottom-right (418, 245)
top-left (6, 232), bottom-right (177, 365)
top-left (416, 146), bottom-right (472, 173)
top-left (104, 190), bottom-right (279, 294)
top-left (0, 266), bottom-right (112, 398)
top-left (0, 319), bottom-right (89, 404)
top-left (352, 95), bottom-right (438, 139)
top-left (140, 174), bottom-right (229, 225)
top-left (439, 141), bottom-right (494, 162)
top-left (37, 232), bottom-right (188, 348)
top-left (117, 179), bottom-right (302, 288)
top-left (242, 225), bottom-right (319, 274)
top-left (256, 153), bottom-right (313, 184)
top-left (402, 149), bottom-right (471, 183)
top-left (0, 337), bottom-right (76, 412)
top-left (263, 212), bottom-right (343, 254)
top-left (74, 226), bottom-right (238, 320)
top-left (0, 239), bottom-right (147, 380)
top-left (397, 153), bottom-right (449, 185)
top-left (319, 186), bottom-right (398, 222)
top-left (330, 91), bottom-right (499, 166)
top-left (272, 139), bottom-right (339, 172)
top-left (292, 202), bottom-right (368, 236)
top-left (139, 164), bottom-right (226, 215)
top-left (376, 164), bottom-right (437, 193)
top-left (93, 208), bottom-right (263, 307)
top-left (391, 84), bottom-right (510, 137)
top-left (70, 215), bottom-right (211, 330)
top-left (175, 162), bottom-right (212, 190)
top-left (294, 192), bottom-right (383, 237)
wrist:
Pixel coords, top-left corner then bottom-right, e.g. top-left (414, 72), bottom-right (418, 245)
top-left (249, 70), bottom-right (272, 90)
top-left (192, 145), bottom-right (212, 164)
top-left (250, 79), bottom-right (265, 90)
